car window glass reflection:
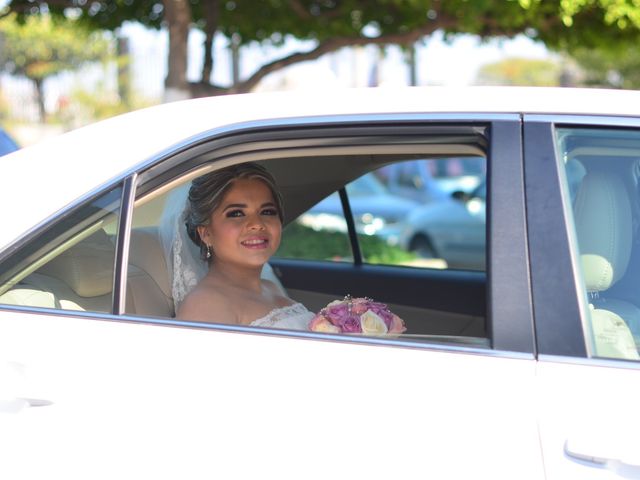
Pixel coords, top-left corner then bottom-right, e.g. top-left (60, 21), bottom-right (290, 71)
top-left (557, 127), bottom-right (640, 361)
top-left (0, 185), bottom-right (122, 313)
top-left (373, 157), bottom-right (487, 271)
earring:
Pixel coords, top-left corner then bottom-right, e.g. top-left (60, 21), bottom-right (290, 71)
top-left (205, 244), bottom-right (212, 259)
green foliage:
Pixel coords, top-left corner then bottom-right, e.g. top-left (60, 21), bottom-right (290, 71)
top-left (476, 57), bottom-right (563, 86)
top-left (571, 46), bottom-right (640, 89)
top-left (0, 12), bottom-right (112, 121)
top-left (0, 91), bottom-right (10, 120)
top-left (278, 222), bottom-right (353, 261)
top-left (8, 0), bottom-right (640, 50)
top-left (559, 0), bottom-right (640, 29)
top-left (278, 222), bottom-right (417, 265)
top-left (359, 234), bottom-right (419, 265)
top-left (6, 0), bottom-right (640, 94)
top-left (0, 13), bottom-right (111, 81)
top-left (53, 86), bottom-right (158, 127)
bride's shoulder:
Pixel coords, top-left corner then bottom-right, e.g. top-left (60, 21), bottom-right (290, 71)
top-left (175, 284), bottom-right (236, 324)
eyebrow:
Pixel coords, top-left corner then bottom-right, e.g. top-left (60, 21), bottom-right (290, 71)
top-left (222, 202), bottom-right (277, 211)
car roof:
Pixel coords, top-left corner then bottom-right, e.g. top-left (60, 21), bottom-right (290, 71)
top-left (2, 86), bottom-right (639, 250)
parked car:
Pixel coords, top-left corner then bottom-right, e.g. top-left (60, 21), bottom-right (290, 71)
top-left (0, 127), bottom-right (19, 157)
top-left (374, 156), bottom-right (485, 203)
top-left (399, 180), bottom-right (487, 270)
top-left (299, 172), bottom-right (419, 243)
top-left (0, 87), bottom-right (639, 480)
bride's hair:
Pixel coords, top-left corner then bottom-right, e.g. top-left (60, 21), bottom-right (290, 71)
top-left (184, 162), bottom-right (284, 259)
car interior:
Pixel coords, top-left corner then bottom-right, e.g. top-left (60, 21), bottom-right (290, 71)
top-left (561, 128), bottom-right (640, 359)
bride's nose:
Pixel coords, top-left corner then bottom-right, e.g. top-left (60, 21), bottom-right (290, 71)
top-left (247, 214), bottom-right (266, 230)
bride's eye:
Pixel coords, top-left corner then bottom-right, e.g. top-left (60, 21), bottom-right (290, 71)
top-left (225, 209), bottom-right (244, 218)
top-left (262, 208), bottom-right (278, 216)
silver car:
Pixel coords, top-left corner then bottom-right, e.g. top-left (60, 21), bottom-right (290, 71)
top-left (400, 180), bottom-right (486, 270)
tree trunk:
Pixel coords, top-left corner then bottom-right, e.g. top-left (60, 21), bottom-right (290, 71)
top-left (230, 33), bottom-right (240, 86)
top-left (187, 13), bottom-right (455, 97)
top-left (117, 36), bottom-right (131, 105)
top-left (201, 0), bottom-right (219, 83)
top-left (162, 0), bottom-right (192, 102)
top-left (33, 77), bottom-right (46, 123)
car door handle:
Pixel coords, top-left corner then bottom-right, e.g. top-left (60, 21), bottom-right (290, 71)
top-left (565, 438), bottom-right (640, 477)
top-left (0, 360), bottom-right (53, 413)
top-left (0, 397), bottom-right (52, 414)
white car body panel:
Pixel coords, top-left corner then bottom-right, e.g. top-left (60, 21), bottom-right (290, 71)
top-left (2, 86), bottom-right (640, 250)
top-left (536, 359), bottom-right (640, 479)
top-left (0, 311), bottom-right (543, 479)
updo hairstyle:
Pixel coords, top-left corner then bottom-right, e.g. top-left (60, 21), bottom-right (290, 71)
top-left (184, 162), bottom-right (284, 260)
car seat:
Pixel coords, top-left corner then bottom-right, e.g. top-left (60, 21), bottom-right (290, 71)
top-left (573, 169), bottom-right (640, 359)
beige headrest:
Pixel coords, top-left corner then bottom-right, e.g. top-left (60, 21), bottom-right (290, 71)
top-left (574, 172), bottom-right (632, 293)
top-left (128, 227), bottom-right (171, 298)
top-left (39, 230), bottom-right (115, 298)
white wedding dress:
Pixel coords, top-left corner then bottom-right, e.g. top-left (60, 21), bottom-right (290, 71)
top-left (250, 302), bottom-right (315, 330)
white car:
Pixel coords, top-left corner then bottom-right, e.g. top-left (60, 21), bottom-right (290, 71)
top-left (1, 87), bottom-right (639, 480)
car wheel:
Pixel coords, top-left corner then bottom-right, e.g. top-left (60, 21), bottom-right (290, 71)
top-left (409, 235), bottom-right (437, 258)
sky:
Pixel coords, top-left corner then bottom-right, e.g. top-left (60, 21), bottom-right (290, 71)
top-left (120, 22), bottom-right (552, 97)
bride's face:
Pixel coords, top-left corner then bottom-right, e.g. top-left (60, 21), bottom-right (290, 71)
top-left (198, 177), bottom-right (282, 269)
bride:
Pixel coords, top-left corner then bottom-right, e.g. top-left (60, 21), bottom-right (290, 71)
top-left (163, 162), bottom-right (315, 330)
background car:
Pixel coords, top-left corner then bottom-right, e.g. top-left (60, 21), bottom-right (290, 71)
top-left (298, 173), bottom-right (419, 244)
top-left (0, 87), bottom-right (638, 479)
top-left (0, 127), bottom-right (19, 157)
top-left (399, 180), bottom-right (486, 270)
top-left (374, 156), bottom-right (485, 203)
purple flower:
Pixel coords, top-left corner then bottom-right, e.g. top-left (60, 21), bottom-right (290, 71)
top-left (340, 315), bottom-right (362, 333)
top-left (325, 304), bottom-right (350, 326)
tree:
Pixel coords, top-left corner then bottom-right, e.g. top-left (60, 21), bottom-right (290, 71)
top-left (571, 46), bottom-right (640, 89)
top-left (0, 13), bottom-right (111, 121)
top-left (476, 57), bottom-right (564, 86)
top-left (4, 1), bottom-right (640, 100)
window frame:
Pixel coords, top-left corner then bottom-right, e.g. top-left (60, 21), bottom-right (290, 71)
top-left (524, 114), bottom-right (640, 361)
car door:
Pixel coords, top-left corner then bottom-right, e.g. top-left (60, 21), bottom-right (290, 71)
top-left (524, 116), bottom-right (640, 479)
top-left (0, 114), bottom-right (544, 479)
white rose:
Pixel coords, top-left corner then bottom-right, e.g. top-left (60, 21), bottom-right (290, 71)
top-left (326, 299), bottom-right (345, 308)
top-left (360, 310), bottom-right (388, 336)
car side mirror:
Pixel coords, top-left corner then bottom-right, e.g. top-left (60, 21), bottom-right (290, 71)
top-left (451, 190), bottom-right (470, 202)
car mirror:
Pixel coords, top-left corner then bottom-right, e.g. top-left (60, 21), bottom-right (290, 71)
top-left (451, 190), bottom-right (470, 202)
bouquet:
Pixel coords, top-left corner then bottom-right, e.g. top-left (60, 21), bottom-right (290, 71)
top-left (309, 295), bottom-right (406, 336)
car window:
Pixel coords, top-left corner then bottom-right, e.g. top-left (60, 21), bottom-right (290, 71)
top-left (278, 157), bottom-right (487, 272)
top-left (277, 190), bottom-right (354, 263)
top-left (0, 185), bottom-right (123, 313)
top-left (556, 127), bottom-right (640, 361)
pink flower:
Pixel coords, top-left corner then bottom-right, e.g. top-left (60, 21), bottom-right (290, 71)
top-left (309, 296), bottom-right (406, 336)
top-left (309, 315), bottom-right (341, 333)
top-left (389, 314), bottom-right (407, 334)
